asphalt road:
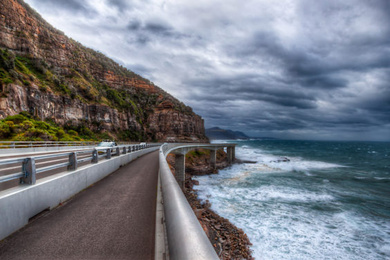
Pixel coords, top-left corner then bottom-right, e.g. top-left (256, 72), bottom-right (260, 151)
top-left (0, 150), bottom-right (159, 260)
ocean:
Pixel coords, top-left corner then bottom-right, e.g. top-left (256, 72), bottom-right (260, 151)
top-left (193, 140), bottom-right (390, 260)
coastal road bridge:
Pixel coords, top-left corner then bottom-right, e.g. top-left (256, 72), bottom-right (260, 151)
top-left (0, 142), bottom-right (236, 260)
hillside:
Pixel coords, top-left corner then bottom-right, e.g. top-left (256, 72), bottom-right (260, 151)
top-left (206, 127), bottom-right (249, 140)
top-left (0, 0), bottom-right (207, 142)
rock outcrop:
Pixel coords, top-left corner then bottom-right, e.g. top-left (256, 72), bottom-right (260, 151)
top-left (0, 0), bottom-right (207, 142)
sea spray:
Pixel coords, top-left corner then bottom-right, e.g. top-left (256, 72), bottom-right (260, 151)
top-left (194, 140), bottom-right (390, 259)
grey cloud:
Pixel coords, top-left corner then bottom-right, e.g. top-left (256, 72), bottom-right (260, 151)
top-left (23, 0), bottom-right (390, 141)
top-left (185, 75), bottom-right (318, 109)
top-left (106, 0), bottom-right (131, 11)
top-left (127, 21), bottom-right (141, 31)
top-left (126, 19), bottom-right (189, 42)
top-left (145, 23), bottom-right (171, 34)
top-left (27, 0), bottom-right (93, 15)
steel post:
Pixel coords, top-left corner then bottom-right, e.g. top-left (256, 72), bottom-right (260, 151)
top-left (68, 152), bottom-right (78, 171)
top-left (20, 158), bottom-right (36, 184)
top-left (92, 149), bottom-right (98, 163)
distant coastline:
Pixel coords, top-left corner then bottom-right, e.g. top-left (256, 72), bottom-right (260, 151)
top-left (206, 127), bottom-right (277, 141)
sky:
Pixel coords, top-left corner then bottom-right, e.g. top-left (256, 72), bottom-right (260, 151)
top-left (23, 0), bottom-right (390, 141)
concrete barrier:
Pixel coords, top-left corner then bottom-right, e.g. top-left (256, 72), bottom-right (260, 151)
top-left (159, 144), bottom-right (220, 260)
top-left (0, 146), bottom-right (159, 241)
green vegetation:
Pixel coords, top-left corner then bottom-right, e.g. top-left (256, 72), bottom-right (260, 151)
top-left (0, 111), bottom-right (149, 142)
top-left (0, 49), bottom-right (16, 89)
top-left (185, 148), bottom-right (226, 166)
top-left (0, 112), bottom-right (93, 141)
top-left (186, 149), bottom-right (211, 165)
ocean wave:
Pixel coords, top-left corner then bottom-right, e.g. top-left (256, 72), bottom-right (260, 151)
top-left (235, 145), bottom-right (343, 173)
top-left (194, 178), bottom-right (389, 260)
top-left (195, 140), bottom-right (390, 259)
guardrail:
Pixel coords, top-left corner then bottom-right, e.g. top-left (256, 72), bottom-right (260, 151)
top-left (0, 144), bottom-right (160, 241)
top-left (0, 141), bottom-right (101, 149)
top-left (159, 143), bottom-right (219, 260)
top-left (0, 144), bottom-right (155, 186)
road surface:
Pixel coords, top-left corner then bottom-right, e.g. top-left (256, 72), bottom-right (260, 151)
top-left (0, 150), bottom-right (159, 260)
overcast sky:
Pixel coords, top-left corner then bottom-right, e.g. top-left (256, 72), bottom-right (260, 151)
top-left (24, 0), bottom-right (390, 141)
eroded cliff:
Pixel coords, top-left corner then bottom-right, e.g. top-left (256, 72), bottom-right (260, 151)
top-left (0, 0), bottom-right (207, 142)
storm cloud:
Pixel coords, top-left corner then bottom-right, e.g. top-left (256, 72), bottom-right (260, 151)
top-left (24, 0), bottom-right (390, 141)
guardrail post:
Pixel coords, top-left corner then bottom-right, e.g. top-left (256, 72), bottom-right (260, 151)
top-left (20, 158), bottom-right (36, 185)
top-left (116, 147), bottom-right (120, 156)
top-left (12, 142), bottom-right (15, 149)
top-left (175, 153), bottom-right (186, 190)
top-left (29, 142), bottom-right (33, 148)
top-left (68, 152), bottom-right (78, 171)
top-left (92, 149), bottom-right (98, 163)
top-left (106, 149), bottom-right (111, 159)
top-left (123, 147), bottom-right (127, 154)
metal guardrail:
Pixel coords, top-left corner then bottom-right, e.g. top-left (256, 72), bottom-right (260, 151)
top-left (159, 143), bottom-right (219, 260)
top-left (0, 144), bottom-right (158, 185)
top-left (0, 141), bottom-right (101, 149)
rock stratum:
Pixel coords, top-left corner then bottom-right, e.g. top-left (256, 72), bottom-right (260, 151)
top-left (0, 0), bottom-right (207, 142)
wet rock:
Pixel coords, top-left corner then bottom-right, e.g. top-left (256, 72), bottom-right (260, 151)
top-left (180, 151), bottom-right (254, 260)
top-left (271, 157), bottom-right (290, 163)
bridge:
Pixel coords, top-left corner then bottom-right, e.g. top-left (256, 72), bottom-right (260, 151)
top-left (0, 142), bottom-right (236, 260)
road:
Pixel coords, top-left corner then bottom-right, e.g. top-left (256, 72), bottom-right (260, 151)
top-left (0, 150), bottom-right (159, 260)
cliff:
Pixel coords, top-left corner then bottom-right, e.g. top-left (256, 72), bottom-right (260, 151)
top-left (0, 0), bottom-right (207, 142)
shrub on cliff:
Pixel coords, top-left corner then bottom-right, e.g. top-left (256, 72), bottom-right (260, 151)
top-left (0, 112), bottom-right (94, 141)
top-left (0, 49), bottom-right (15, 71)
top-left (0, 49), bottom-right (15, 87)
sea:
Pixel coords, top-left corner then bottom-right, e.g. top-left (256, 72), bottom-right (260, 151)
top-left (193, 140), bottom-right (390, 260)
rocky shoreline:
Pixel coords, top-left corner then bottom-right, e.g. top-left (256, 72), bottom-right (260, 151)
top-left (167, 149), bottom-right (254, 259)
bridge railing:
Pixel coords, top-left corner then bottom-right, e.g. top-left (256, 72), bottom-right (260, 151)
top-left (0, 143), bottom-right (159, 186)
top-left (159, 143), bottom-right (219, 260)
top-left (0, 141), bottom-right (101, 149)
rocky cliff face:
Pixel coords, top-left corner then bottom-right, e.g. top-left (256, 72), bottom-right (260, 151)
top-left (0, 0), bottom-right (207, 142)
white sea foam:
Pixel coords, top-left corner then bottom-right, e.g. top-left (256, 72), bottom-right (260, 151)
top-left (195, 175), bottom-right (389, 259)
top-left (234, 145), bottom-right (343, 174)
top-left (193, 142), bottom-right (389, 260)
